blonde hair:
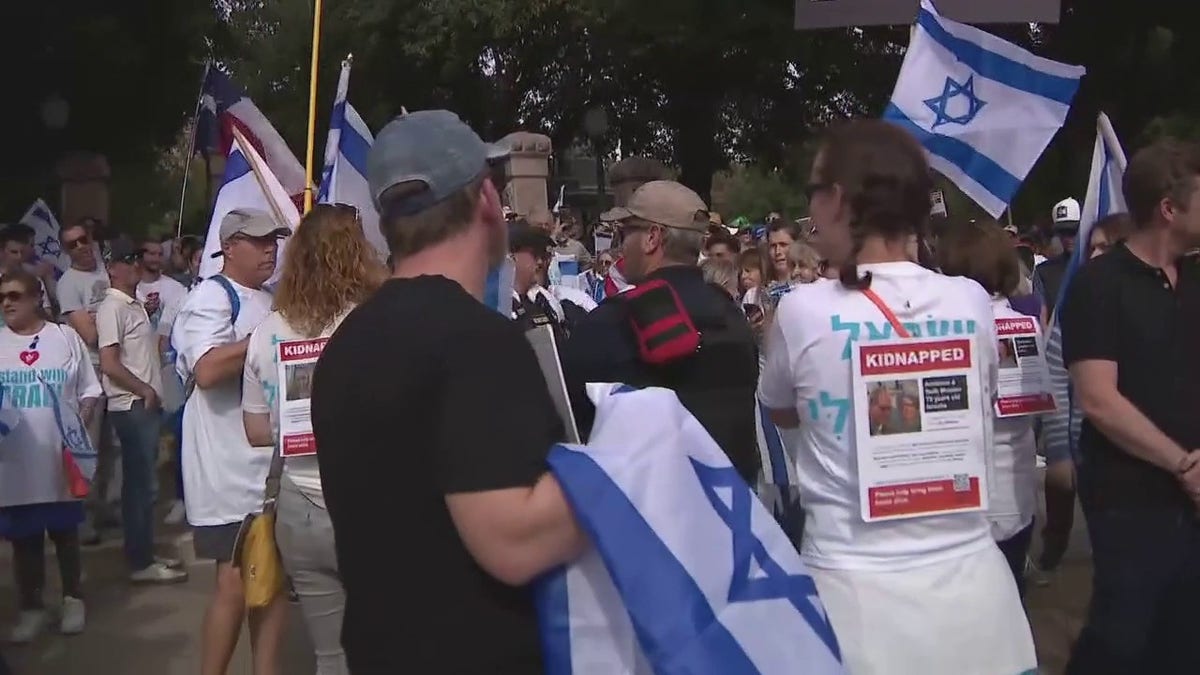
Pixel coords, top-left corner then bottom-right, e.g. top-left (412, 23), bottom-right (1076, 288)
top-left (273, 204), bottom-right (386, 337)
top-left (787, 241), bottom-right (821, 277)
top-left (700, 257), bottom-right (739, 297)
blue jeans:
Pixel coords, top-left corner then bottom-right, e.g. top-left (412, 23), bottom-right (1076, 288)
top-left (1067, 505), bottom-right (1200, 675)
top-left (109, 401), bottom-right (163, 571)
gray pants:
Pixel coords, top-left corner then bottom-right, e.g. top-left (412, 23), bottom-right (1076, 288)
top-left (275, 475), bottom-right (348, 675)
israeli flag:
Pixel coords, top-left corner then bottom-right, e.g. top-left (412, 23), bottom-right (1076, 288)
top-left (537, 384), bottom-right (843, 675)
top-left (38, 373), bottom-right (96, 480)
top-left (0, 384), bottom-right (19, 440)
top-left (755, 402), bottom-right (805, 547)
top-left (1055, 112), bottom-right (1127, 318)
top-left (19, 199), bottom-right (69, 277)
top-left (318, 58), bottom-right (388, 261)
top-left (198, 128), bottom-right (300, 281)
top-left (884, 0), bottom-right (1086, 218)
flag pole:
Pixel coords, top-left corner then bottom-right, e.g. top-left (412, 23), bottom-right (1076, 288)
top-left (302, 0), bottom-right (324, 214)
top-left (231, 127), bottom-right (292, 230)
top-left (175, 61), bottom-right (211, 238)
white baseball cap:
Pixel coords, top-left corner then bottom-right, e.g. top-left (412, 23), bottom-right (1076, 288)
top-left (1052, 198), bottom-right (1081, 231)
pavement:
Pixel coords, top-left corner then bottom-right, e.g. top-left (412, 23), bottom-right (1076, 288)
top-left (0, 487), bottom-right (1093, 675)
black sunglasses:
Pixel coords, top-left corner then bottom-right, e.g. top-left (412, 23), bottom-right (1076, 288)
top-left (63, 234), bottom-right (92, 251)
top-left (0, 290), bottom-right (30, 303)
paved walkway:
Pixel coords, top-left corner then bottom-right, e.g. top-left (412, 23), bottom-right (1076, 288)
top-left (1, 500), bottom-right (1093, 674)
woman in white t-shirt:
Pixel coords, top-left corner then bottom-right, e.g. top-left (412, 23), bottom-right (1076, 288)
top-left (242, 204), bottom-right (384, 675)
top-left (758, 120), bottom-right (1035, 674)
top-left (0, 269), bottom-right (102, 642)
top-left (937, 220), bottom-right (1043, 596)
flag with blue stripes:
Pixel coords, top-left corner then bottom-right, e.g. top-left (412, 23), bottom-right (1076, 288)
top-left (0, 384), bottom-right (18, 440)
top-left (19, 199), bottom-right (68, 278)
top-left (884, 0), bottom-right (1085, 218)
top-left (318, 58), bottom-right (388, 261)
top-left (755, 401), bottom-right (805, 547)
top-left (1054, 112), bottom-right (1127, 321)
top-left (536, 384), bottom-right (843, 675)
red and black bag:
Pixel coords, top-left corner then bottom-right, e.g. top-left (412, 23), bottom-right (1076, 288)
top-left (622, 279), bottom-right (701, 366)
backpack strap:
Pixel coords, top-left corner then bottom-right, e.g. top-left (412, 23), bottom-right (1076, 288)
top-left (209, 274), bottom-right (241, 326)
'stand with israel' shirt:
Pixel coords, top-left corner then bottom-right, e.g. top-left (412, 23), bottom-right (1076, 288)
top-left (172, 276), bottom-right (272, 526)
top-left (242, 309), bottom-right (352, 509)
top-left (758, 261), bottom-right (1001, 572)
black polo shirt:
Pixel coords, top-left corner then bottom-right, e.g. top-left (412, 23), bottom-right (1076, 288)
top-left (1061, 243), bottom-right (1200, 511)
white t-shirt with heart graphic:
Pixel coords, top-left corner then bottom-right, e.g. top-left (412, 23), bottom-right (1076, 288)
top-left (0, 322), bottom-right (102, 507)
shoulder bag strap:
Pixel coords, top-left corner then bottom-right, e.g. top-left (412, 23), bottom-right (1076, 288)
top-left (261, 438), bottom-right (284, 514)
top-left (860, 287), bottom-right (912, 339)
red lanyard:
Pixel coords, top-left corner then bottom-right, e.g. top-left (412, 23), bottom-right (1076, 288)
top-left (860, 288), bottom-right (912, 338)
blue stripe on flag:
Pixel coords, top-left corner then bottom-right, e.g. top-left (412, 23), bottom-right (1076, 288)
top-left (758, 402), bottom-right (790, 489)
top-left (1055, 142), bottom-right (1116, 319)
top-left (224, 149), bottom-right (253, 185)
top-left (916, 8), bottom-right (1081, 105)
top-left (340, 120), bottom-right (371, 175)
top-left (885, 104), bottom-right (1022, 206)
top-left (548, 446), bottom-right (760, 674)
top-left (534, 569), bottom-right (573, 675)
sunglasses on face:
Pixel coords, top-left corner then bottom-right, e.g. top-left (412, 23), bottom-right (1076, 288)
top-left (0, 290), bottom-right (30, 303)
top-left (63, 235), bottom-right (92, 251)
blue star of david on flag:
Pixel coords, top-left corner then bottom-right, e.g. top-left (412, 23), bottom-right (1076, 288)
top-left (690, 458), bottom-right (841, 657)
top-left (38, 236), bottom-right (61, 259)
top-left (924, 75), bottom-right (986, 129)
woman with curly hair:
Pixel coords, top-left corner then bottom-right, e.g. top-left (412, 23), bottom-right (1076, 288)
top-left (241, 204), bottom-right (385, 675)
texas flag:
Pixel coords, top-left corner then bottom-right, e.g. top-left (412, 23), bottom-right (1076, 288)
top-left (197, 68), bottom-right (306, 203)
top-left (198, 127), bottom-right (300, 281)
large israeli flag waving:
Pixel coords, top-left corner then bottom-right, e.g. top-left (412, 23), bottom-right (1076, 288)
top-left (18, 199), bottom-right (69, 277)
top-left (318, 58), bottom-right (388, 260)
top-left (1054, 112), bottom-right (1127, 319)
top-left (537, 384), bottom-right (843, 675)
top-left (884, 0), bottom-right (1085, 217)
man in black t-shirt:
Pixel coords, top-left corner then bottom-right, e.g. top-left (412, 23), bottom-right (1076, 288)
top-left (311, 110), bottom-right (584, 674)
top-left (1061, 140), bottom-right (1200, 675)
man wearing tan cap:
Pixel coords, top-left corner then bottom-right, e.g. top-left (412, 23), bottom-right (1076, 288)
top-left (561, 181), bottom-right (760, 481)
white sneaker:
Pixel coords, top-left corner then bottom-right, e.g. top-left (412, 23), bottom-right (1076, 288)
top-left (9, 609), bottom-right (48, 643)
top-left (1025, 557), bottom-right (1053, 588)
top-left (130, 562), bottom-right (188, 584)
top-left (164, 500), bottom-right (186, 525)
top-left (60, 597), bottom-right (85, 635)
top-left (155, 555), bottom-right (184, 570)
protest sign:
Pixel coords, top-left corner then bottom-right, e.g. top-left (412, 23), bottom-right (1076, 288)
top-left (525, 325), bottom-right (580, 443)
top-left (276, 337), bottom-right (327, 457)
top-left (852, 337), bottom-right (988, 522)
top-left (994, 316), bottom-right (1056, 417)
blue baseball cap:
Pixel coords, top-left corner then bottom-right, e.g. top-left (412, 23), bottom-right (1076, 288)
top-left (367, 110), bottom-right (510, 214)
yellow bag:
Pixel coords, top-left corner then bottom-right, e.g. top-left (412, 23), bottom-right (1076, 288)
top-left (233, 445), bottom-right (286, 609)
top-left (237, 512), bottom-right (284, 608)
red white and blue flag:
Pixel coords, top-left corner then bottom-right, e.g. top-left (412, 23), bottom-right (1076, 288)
top-left (197, 68), bottom-right (306, 202)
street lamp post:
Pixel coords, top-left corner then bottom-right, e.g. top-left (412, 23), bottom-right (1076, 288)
top-left (583, 106), bottom-right (609, 210)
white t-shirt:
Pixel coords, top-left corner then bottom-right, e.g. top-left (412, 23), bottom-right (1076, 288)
top-left (0, 323), bottom-right (102, 507)
top-left (137, 273), bottom-right (189, 339)
top-left (242, 309), bottom-right (351, 509)
top-left (172, 276), bottom-right (273, 526)
top-left (758, 262), bottom-right (999, 572)
top-left (987, 297), bottom-right (1039, 542)
top-left (57, 266), bottom-right (111, 365)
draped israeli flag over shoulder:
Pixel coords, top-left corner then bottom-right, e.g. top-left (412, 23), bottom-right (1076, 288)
top-left (884, 0), bottom-right (1086, 217)
top-left (318, 57), bottom-right (388, 261)
top-left (1054, 112), bottom-right (1127, 322)
top-left (537, 384), bottom-right (843, 675)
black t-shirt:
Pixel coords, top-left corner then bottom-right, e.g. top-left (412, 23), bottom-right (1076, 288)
top-left (311, 276), bottom-right (562, 674)
top-left (1061, 244), bottom-right (1200, 511)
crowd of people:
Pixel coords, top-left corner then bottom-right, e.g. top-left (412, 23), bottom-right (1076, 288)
top-left (1, 108), bottom-right (1198, 675)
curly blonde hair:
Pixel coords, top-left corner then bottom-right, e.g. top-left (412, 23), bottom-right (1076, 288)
top-left (273, 204), bottom-right (385, 337)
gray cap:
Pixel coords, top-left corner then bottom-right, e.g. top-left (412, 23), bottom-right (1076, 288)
top-left (367, 110), bottom-right (509, 214)
top-left (211, 208), bottom-right (290, 258)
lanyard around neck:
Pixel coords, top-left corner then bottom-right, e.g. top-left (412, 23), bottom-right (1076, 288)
top-left (860, 288), bottom-right (912, 338)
